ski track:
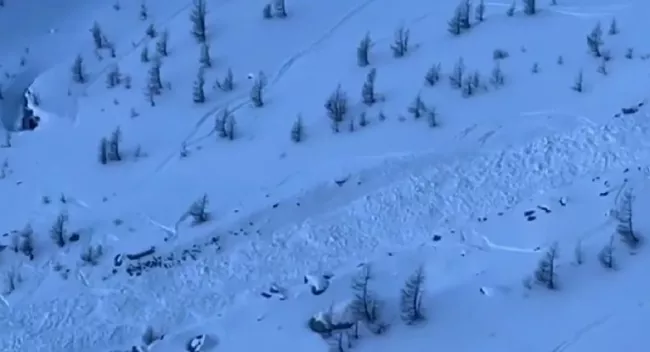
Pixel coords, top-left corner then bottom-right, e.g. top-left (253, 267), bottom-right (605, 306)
top-left (148, 0), bottom-right (380, 176)
top-left (3, 100), bottom-right (650, 352)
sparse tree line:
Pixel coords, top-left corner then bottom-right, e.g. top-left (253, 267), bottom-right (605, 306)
top-left (69, 0), bottom-right (634, 169)
top-left (1, 190), bottom-right (213, 296)
top-left (98, 126), bottom-right (144, 165)
top-left (308, 263), bottom-right (427, 351)
top-left (2, 208), bottom-right (105, 295)
top-left (526, 189), bottom-right (642, 291)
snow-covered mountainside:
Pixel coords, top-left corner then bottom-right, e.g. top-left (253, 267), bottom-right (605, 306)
top-left (1, 0), bottom-right (650, 351)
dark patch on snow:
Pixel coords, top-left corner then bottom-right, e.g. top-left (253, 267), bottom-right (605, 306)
top-left (125, 246), bottom-right (156, 260)
top-left (526, 216), bottom-right (536, 222)
top-left (113, 254), bottom-right (123, 267)
top-left (334, 176), bottom-right (349, 187)
top-left (536, 205), bottom-right (551, 213)
top-left (524, 210), bottom-right (535, 217)
top-left (622, 107), bottom-right (638, 115)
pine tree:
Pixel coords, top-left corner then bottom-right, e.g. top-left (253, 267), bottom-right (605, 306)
top-left (522, 0), bottom-right (536, 15)
top-left (572, 70), bottom-right (584, 92)
top-left (190, 0), bottom-right (207, 43)
top-left (250, 72), bottom-right (267, 107)
top-left (273, 0), bottom-right (287, 17)
top-left (390, 26), bottom-right (410, 57)
top-left (215, 68), bottom-right (234, 91)
top-left (325, 85), bottom-right (348, 132)
top-left (145, 23), bottom-right (157, 38)
top-left (459, 0), bottom-right (472, 28)
top-left (147, 58), bottom-right (163, 95)
top-left (357, 33), bottom-right (372, 67)
top-left (109, 127), bottom-right (122, 161)
top-left (193, 68), bottom-right (206, 103)
top-left (290, 114), bottom-right (304, 143)
top-left (424, 63), bottom-right (441, 86)
top-left (448, 6), bottom-right (463, 35)
top-left (449, 57), bottom-right (465, 88)
top-left (90, 22), bottom-right (105, 49)
top-left (71, 55), bottom-right (86, 83)
top-left (106, 64), bottom-right (121, 88)
top-left (475, 0), bottom-right (486, 22)
top-left (98, 137), bottom-right (109, 164)
top-left (586, 22), bottom-right (603, 57)
top-left (408, 94), bottom-right (426, 118)
top-left (156, 30), bottom-right (169, 56)
top-left (607, 18), bottom-right (619, 35)
top-left (140, 46), bottom-right (149, 63)
top-left (199, 42), bottom-right (212, 68)
top-left (361, 68), bottom-right (377, 105)
top-left (139, 2), bottom-right (148, 20)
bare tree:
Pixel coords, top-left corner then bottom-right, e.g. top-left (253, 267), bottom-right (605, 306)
top-left (325, 85), bottom-right (348, 132)
top-left (534, 242), bottom-right (559, 289)
top-left (390, 26), bottom-right (410, 58)
top-left (351, 265), bottom-right (388, 334)
top-left (188, 194), bottom-right (210, 224)
top-left (616, 190), bottom-right (641, 248)
top-left (598, 235), bottom-right (616, 269)
top-left (50, 212), bottom-right (69, 247)
top-left (400, 265), bottom-right (426, 324)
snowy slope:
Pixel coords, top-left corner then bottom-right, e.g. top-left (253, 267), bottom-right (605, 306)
top-left (1, 0), bottom-right (650, 351)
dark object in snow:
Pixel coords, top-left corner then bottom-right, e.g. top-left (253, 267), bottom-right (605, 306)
top-left (272, 202), bottom-right (279, 208)
top-left (536, 205), bottom-right (551, 213)
top-left (0, 245), bottom-right (6, 252)
top-left (524, 210), bottom-right (535, 217)
top-left (126, 246), bottom-right (156, 260)
top-left (432, 235), bottom-right (442, 242)
top-left (497, 212), bottom-right (503, 216)
top-left (334, 176), bottom-right (349, 187)
top-left (264, 283), bottom-right (287, 300)
top-left (131, 345), bottom-right (146, 352)
top-left (623, 168), bottom-right (629, 173)
top-left (559, 197), bottom-right (567, 206)
top-left (304, 274), bottom-right (330, 295)
top-left (599, 191), bottom-right (609, 197)
top-left (186, 334), bottom-right (206, 352)
top-left (113, 254), bottom-right (123, 267)
top-left (526, 216), bottom-right (536, 221)
top-left (621, 107), bottom-right (638, 115)
top-left (69, 233), bottom-right (80, 242)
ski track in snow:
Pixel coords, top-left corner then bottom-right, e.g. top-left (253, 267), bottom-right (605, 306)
top-left (148, 0), bottom-right (380, 176)
top-left (4, 100), bottom-right (650, 351)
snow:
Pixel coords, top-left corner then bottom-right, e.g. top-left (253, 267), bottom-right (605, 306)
top-left (1, 0), bottom-right (650, 351)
